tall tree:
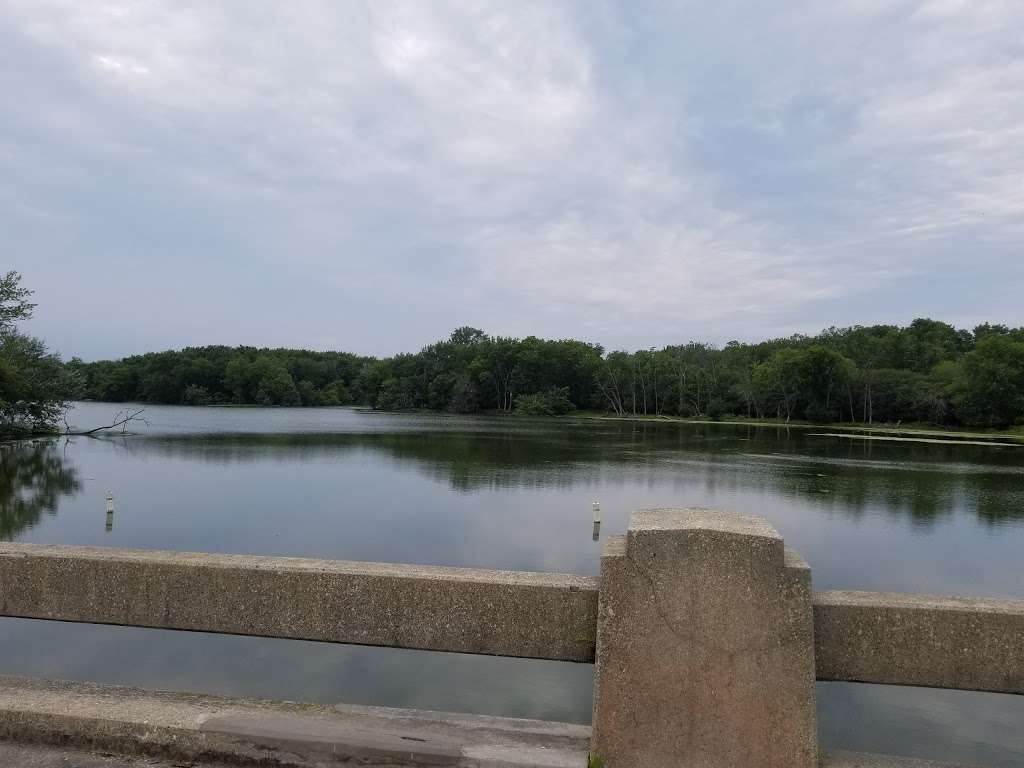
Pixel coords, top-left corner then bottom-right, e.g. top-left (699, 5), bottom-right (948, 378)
top-left (0, 272), bottom-right (77, 435)
top-left (960, 336), bottom-right (1024, 427)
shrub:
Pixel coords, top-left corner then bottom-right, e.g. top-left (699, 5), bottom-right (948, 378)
top-left (514, 387), bottom-right (575, 416)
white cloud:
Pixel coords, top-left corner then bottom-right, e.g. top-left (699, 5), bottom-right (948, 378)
top-left (841, 1), bottom-right (1024, 241)
top-left (92, 53), bottom-right (149, 75)
top-left (2, 0), bottom-right (1022, 357)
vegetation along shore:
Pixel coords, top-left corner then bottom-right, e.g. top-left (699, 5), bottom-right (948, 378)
top-left (3, 271), bottom-right (1024, 436)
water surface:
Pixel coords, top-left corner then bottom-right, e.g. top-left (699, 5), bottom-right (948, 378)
top-left (2, 403), bottom-right (1022, 765)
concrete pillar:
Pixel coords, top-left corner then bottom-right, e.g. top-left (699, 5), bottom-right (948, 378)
top-left (591, 508), bottom-right (817, 768)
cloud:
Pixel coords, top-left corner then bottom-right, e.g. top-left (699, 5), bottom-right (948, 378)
top-left (2, 0), bottom-right (1021, 358)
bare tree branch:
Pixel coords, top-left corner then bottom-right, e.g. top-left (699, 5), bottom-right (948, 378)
top-left (62, 408), bottom-right (148, 436)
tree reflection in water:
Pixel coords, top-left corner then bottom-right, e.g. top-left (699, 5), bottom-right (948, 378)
top-left (0, 440), bottom-right (80, 539)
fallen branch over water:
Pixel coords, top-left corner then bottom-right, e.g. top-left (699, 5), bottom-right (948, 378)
top-left (61, 407), bottom-right (148, 436)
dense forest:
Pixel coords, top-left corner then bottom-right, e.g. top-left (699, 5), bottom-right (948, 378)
top-left (3, 269), bottom-right (1021, 431)
top-left (71, 320), bottom-right (1024, 428)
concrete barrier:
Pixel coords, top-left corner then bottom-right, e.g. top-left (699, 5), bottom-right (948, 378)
top-left (0, 543), bottom-right (598, 662)
top-left (813, 590), bottom-right (1024, 694)
top-left (590, 509), bottom-right (818, 768)
top-left (2, 508), bottom-right (1022, 768)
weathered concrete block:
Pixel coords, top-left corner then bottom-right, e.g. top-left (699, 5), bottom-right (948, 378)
top-left (814, 590), bottom-right (1024, 694)
top-left (0, 543), bottom-right (598, 662)
top-left (591, 508), bottom-right (817, 768)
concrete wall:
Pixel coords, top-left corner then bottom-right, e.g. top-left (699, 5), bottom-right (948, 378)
top-left (0, 542), bottom-right (598, 662)
top-left (4, 539), bottom-right (1023, 694)
top-left (591, 509), bottom-right (818, 768)
top-left (814, 589), bottom-right (1024, 694)
top-left (3, 511), bottom-right (1023, 768)
top-left (3, 541), bottom-right (1023, 693)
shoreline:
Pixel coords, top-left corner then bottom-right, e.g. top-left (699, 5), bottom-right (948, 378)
top-left (566, 412), bottom-right (1024, 443)
top-left (36, 402), bottom-right (1024, 446)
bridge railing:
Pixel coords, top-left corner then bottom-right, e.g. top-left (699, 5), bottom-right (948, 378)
top-left (1, 508), bottom-right (1021, 768)
top-left (0, 543), bottom-right (598, 662)
top-left (813, 589), bottom-right (1023, 695)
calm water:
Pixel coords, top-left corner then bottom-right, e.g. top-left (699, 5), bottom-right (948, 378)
top-left (2, 402), bottom-right (1023, 765)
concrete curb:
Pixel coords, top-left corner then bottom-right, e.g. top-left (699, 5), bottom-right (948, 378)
top-left (0, 676), bottom-right (590, 767)
top-left (0, 676), bottom-right (987, 768)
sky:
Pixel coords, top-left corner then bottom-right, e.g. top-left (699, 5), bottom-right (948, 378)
top-left (2, 1), bottom-right (1022, 361)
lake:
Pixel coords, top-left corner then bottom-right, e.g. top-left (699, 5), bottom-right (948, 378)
top-left (2, 402), bottom-right (1022, 765)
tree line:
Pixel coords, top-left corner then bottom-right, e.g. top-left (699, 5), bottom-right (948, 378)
top-left (2, 272), bottom-right (1022, 432)
top-left (70, 320), bottom-right (1024, 429)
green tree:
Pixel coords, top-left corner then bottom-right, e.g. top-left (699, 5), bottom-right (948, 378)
top-left (794, 346), bottom-right (854, 422)
top-left (0, 271), bottom-right (35, 329)
top-left (0, 272), bottom-right (77, 435)
top-left (959, 336), bottom-right (1024, 426)
top-left (68, 320), bottom-right (1024, 428)
top-left (376, 377), bottom-right (417, 410)
top-left (182, 384), bottom-right (213, 405)
top-left (753, 346), bottom-right (853, 422)
top-left (514, 387), bottom-right (575, 416)
top-left (447, 372), bottom-right (480, 413)
top-left (449, 326), bottom-right (487, 346)
top-left (900, 319), bottom-right (971, 373)
top-left (253, 361), bottom-right (300, 406)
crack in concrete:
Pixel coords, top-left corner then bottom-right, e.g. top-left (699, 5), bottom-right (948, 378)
top-left (623, 549), bottom-right (689, 642)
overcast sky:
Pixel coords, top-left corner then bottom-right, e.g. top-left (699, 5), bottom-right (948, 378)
top-left (3, 1), bottom-right (1022, 361)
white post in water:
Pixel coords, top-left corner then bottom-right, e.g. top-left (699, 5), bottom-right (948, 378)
top-left (105, 493), bottom-right (114, 533)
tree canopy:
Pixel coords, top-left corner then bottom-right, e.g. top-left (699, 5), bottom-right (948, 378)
top-left (0, 272), bottom-right (79, 435)
top-left (71, 320), bottom-right (1024, 428)
top-left (8, 268), bottom-right (1021, 431)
